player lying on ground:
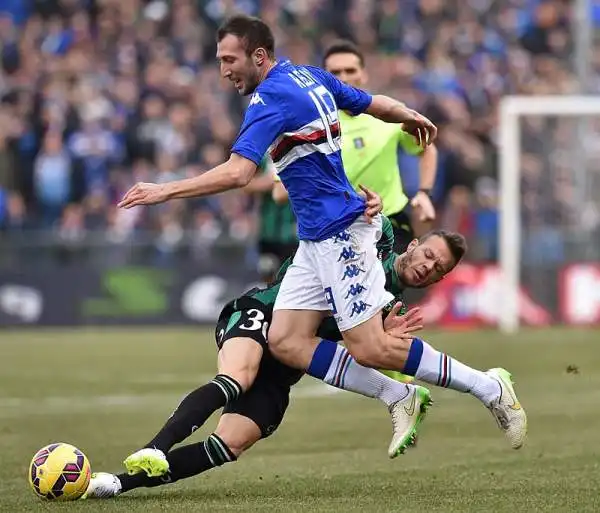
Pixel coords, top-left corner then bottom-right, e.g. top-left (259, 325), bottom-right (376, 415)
top-left (116, 15), bottom-right (447, 450)
top-left (84, 220), bottom-right (520, 499)
top-left (83, 215), bottom-right (438, 499)
top-left (117, 16), bottom-right (525, 455)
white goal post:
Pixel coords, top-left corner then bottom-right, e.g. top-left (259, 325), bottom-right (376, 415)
top-left (499, 95), bottom-right (600, 333)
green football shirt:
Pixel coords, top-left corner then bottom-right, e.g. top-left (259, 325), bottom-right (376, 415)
top-left (339, 111), bottom-right (423, 216)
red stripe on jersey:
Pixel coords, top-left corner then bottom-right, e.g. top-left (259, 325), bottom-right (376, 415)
top-left (270, 121), bottom-right (340, 163)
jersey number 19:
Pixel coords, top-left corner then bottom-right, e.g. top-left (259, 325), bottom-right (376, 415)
top-left (308, 85), bottom-right (339, 152)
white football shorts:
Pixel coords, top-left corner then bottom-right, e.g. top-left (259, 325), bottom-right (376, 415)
top-left (273, 214), bottom-right (393, 332)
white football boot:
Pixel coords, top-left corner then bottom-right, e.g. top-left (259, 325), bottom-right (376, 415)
top-left (387, 384), bottom-right (433, 458)
top-left (81, 472), bottom-right (122, 499)
top-left (486, 368), bottom-right (527, 449)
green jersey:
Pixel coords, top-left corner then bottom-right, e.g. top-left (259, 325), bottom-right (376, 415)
top-left (232, 215), bottom-right (404, 342)
top-left (339, 111), bottom-right (423, 217)
top-left (258, 157), bottom-right (296, 244)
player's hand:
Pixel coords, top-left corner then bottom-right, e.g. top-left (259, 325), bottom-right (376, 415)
top-left (358, 184), bottom-right (382, 224)
top-left (410, 191), bottom-right (436, 222)
top-left (402, 110), bottom-right (437, 147)
top-left (118, 182), bottom-right (170, 209)
top-left (384, 302), bottom-right (424, 338)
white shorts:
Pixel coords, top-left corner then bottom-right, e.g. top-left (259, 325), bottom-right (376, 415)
top-left (273, 215), bottom-right (394, 332)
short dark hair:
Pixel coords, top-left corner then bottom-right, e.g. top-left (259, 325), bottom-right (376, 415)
top-left (420, 230), bottom-right (468, 266)
top-left (217, 15), bottom-right (275, 58)
top-left (323, 40), bottom-right (365, 67)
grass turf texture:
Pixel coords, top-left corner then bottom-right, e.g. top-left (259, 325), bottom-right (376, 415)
top-left (2, 328), bottom-right (600, 512)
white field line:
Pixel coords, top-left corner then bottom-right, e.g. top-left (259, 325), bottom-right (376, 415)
top-left (0, 384), bottom-right (344, 418)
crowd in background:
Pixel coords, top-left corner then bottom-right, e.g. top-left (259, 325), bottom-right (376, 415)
top-left (0, 0), bottom-right (597, 262)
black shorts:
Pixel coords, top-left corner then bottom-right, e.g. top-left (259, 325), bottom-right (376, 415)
top-left (214, 298), bottom-right (304, 438)
top-left (388, 209), bottom-right (415, 254)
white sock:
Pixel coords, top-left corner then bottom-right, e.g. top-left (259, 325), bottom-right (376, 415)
top-left (319, 345), bottom-right (410, 406)
top-left (412, 339), bottom-right (499, 405)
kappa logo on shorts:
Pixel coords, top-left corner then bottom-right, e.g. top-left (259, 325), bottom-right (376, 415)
top-left (345, 284), bottom-right (366, 299)
top-left (334, 231), bottom-right (351, 243)
top-left (342, 264), bottom-right (365, 280)
top-left (350, 301), bottom-right (371, 317)
top-left (338, 246), bottom-right (358, 262)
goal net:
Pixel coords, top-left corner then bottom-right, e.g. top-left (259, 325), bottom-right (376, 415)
top-left (499, 95), bottom-right (600, 333)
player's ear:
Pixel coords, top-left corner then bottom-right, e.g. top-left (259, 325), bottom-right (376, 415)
top-left (254, 48), bottom-right (266, 66)
top-left (407, 238), bottom-right (419, 251)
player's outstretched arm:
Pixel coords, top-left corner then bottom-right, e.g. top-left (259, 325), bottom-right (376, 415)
top-left (118, 154), bottom-right (257, 209)
top-left (366, 95), bottom-right (438, 147)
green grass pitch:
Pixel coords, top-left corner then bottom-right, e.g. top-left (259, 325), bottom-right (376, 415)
top-left (2, 327), bottom-right (600, 512)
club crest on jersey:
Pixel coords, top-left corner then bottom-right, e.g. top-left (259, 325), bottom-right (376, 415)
top-left (249, 93), bottom-right (266, 106)
top-left (353, 137), bottom-right (365, 149)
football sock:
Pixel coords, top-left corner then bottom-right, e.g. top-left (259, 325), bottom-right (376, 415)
top-left (307, 339), bottom-right (410, 406)
top-left (145, 375), bottom-right (242, 452)
top-left (403, 338), bottom-right (500, 405)
top-left (119, 434), bottom-right (236, 492)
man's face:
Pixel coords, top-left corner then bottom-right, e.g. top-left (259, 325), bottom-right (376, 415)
top-left (396, 235), bottom-right (457, 288)
top-left (217, 34), bottom-right (261, 96)
top-left (324, 52), bottom-right (366, 88)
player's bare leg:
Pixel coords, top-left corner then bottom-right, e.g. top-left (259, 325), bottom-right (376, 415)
top-left (324, 314), bottom-right (526, 450)
top-left (124, 338), bottom-right (263, 478)
top-left (269, 309), bottom-right (430, 457)
top-left (84, 414), bottom-right (262, 499)
top-left (271, 306), bottom-right (526, 451)
top-left (269, 309), bottom-right (326, 366)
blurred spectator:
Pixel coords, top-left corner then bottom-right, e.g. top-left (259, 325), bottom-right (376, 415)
top-left (34, 130), bottom-right (72, 227)
top-left (0, 0), bottom-right (596, 264)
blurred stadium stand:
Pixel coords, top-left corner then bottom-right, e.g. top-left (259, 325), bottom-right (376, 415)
top-left (0, 0), bottom-right (597, 327)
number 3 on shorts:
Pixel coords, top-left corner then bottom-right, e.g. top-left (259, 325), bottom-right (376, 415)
top-left (240, 309), bottom-right (269, 341)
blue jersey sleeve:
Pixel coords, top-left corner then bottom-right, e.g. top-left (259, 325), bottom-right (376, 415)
top-left (231, 90), bottom-right (286, 166)
top-left (304, 65), bottom-right (372, 116)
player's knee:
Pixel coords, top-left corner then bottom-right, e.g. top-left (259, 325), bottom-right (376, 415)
top-left (218, 339), bottom-right (262, 392)
top-left (214, 419), bottom-right (261, 458)
top-left (224, 369), bottom-right (255, 393)
top-left (215, 434), bottom-right (251, 459)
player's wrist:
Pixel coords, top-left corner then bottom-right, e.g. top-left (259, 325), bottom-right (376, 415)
top-left (162, 181), bottom-right (179, 200)
top-left (417, 188), bottom-right (432, 197)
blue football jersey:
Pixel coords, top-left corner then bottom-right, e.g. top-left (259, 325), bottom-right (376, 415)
top-left (231, 60), bottom-right (372, 241)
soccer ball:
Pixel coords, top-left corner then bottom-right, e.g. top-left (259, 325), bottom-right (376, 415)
top-left (28, 443), bottom-right (91, 501)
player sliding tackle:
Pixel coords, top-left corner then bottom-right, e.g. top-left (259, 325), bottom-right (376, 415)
top-left (118, 14), bottom-right (526, 463)
top-left (85, 219), bottom-right (476, 499)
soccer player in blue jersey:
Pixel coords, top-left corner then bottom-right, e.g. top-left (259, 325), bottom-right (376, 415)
top-left (119, 15), bottom-right (527, 458)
